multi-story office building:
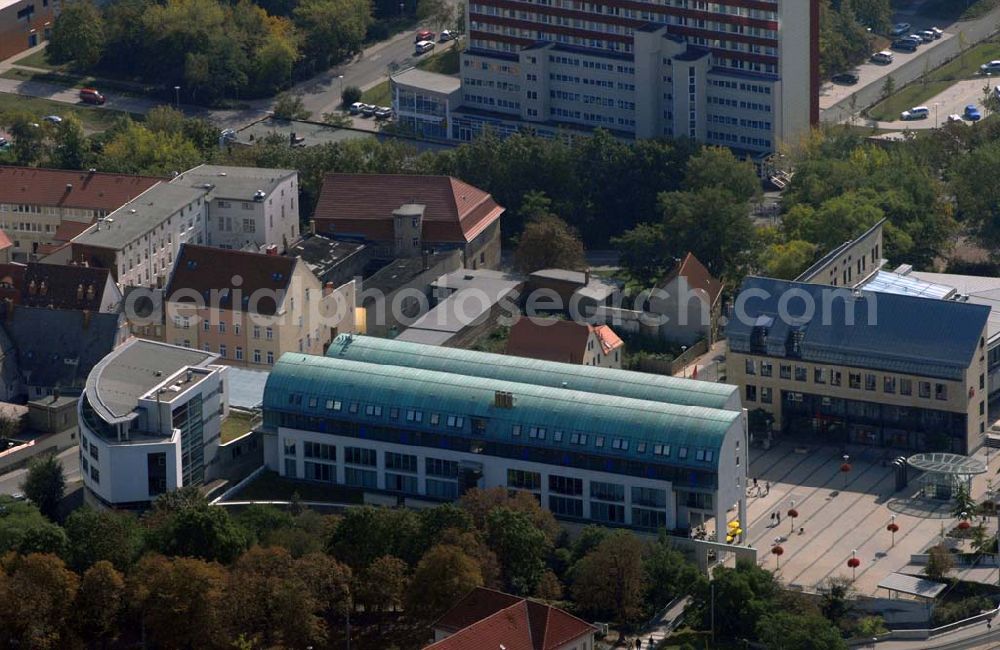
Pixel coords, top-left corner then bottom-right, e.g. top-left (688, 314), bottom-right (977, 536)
top-left (400, 1), bottom-right (817, 154)
top-left (78, 339), bottom-right (228, 507)
top-left (263, 335), bottom-right (747, 539)
top-left (727, 277), bottom-right (990, 455)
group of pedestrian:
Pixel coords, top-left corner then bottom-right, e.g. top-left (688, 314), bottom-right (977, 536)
top-left (749, 477), bottom-right (770, 497)
top-left (770, 511), bottom-right (781, 526)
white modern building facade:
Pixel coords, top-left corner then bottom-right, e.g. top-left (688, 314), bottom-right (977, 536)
top-left (79, 339), bottom-right (229, 507)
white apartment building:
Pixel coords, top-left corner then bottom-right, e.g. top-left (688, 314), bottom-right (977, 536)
top-left (79, 339), bottom-right (229, 507)
top-left (171, 165), bottom-right (300, 253)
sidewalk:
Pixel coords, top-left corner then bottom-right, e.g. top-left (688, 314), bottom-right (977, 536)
top-left (672, 340), bottom-right (726, 382)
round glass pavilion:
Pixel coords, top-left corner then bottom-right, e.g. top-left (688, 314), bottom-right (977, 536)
top-left (906, 453), bottom-right (986, 500)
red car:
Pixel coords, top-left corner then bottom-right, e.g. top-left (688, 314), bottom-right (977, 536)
top-left (415, 29), bottom-right (434, 42)
top-left (79, 88), bottom-right (106, 105)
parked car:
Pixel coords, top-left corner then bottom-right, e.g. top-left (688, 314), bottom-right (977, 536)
top-left (981, 60), bottom-right (1000, 74)
top-left (965, 104), bottom-right (982, 121)
top-left (415, 40), bottom-right (435, 55)
top-left (902, 34), bottom-right (923, 45)
top-left (349, 101), bottom-right (364, 115)
top-left (947, 114), bottom-right (966, 124)
top-left (374, 106), bottom-right (393, 119)
top-left (917, 30), bottom-right (936, 43)
top-left (360, 104), bottom-right (376, 117)
top-left (890, 22), bottom-right (911, 36)
top-left (42, 115), bottom-right (62, 124)
top-left (891, 39), bottom-right (917, 52)
top-left (79, 88), bottom-right (105, 105)
top-left (439, 30), bottom-right (456, 41)
top-left (415, 29), bottom-right (434, 42)
top-left (831, 71), bottom-right (859, 85)
top-left (871, 51), bottom-right (894, 64)
top-left (931, 27), bottom-right (944, 39)
top-left (0, 137), bottom-right (8, 149)
top-left (900, 106), bottom-right (929, 120)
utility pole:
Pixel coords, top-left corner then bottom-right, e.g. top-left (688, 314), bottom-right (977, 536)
top-left (710, 581), bottom-right (715, 643)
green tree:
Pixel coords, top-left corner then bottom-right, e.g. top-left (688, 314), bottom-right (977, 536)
top-left (145, 491), bottom-right (249, 564)
top-left (952, 483), bottom-right (977, 519)
top-left (21, 455), bottom-right (65, 521)
top-left (684, 146), bottom-right (761, 202)
top-left (820, 576), bottom-right (855, 628)
top-left (98, 120), bottom-right (203, 175)
top-left (327, 506), bottom-right (422, 569)
top-left (644, 537), bottom-right (705, 610)
top-left (73, 561), bottom-right (126, 646)
top-left (342, 85), bottom-right (362, 106)
top-left (8, 114), bottom-right (46, 166)
top-left (485, 508), bottom-right (550, 595)
top-left (881, 74), bottom-right (895, 99)
top-left (0, 553), bottom-right (79, 649)
top-left (458, 487), bottom-right (559, 542)
top-left (64, 507), bottom-right (143, 572)
top-left (51, 115), bottom-right (90, 170)
top-left (612, 222), bottom-right (669, 286)
top-left (761, 239), bottom-right (818, 279)
top-left (512, 212), bottom-right (586, 274)
top-left (782, 192), bottom-right (884, 252)
top-left (273, 93), bottom-right (312, 120)
top-left (417, 0), bottom-right (455, 31)
top-left (571, 530), bottom-right (647, 627)
top-left (357, 554), bottom-right (409, 614)
top-left (756, 610), bottom-right (848, 650)
top-left (702, 561), bottom-right (779, 640)
top-left (925, 544), bottom-right (955, 582)
top-left (294, 0), bottom-right (371, 71)
top-left (855, 615), bottom-right (888, 636)
top-left (659, 187), bottom-right (754, 279)
top-left (47, 0), bottom-right (105, 68)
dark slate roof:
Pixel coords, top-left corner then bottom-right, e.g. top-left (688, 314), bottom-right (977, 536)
top-left (726, 277), bottom-right (990, 381)
top-left (2, 305), bottom-right (121, 390)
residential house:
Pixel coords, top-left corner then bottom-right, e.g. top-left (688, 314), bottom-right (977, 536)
top-left (162, 244), bottom-right (355, 368)
top-left (0, 261), bottom-right (121, 312)
top-left (312, 174), bottom-right (504, 270)
top-left (506, 317), bottom-right (624, 368)
top-left (170, 165), bottom-right (300, 253)
top-left (0, 166), bottom-right (162, 259)
top-left (649, 252), bottom-right (724, 346)
top-left (425, 587), bottom-right (596, 650)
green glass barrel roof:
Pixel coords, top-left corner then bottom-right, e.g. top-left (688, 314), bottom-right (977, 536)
top-left (265, 354), bottom-right (741, 469)
top-left (326, 334), bottom-right (739, 410)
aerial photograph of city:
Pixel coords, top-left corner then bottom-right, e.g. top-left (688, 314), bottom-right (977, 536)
top-left (5, 0), bottom-right (1000, 648)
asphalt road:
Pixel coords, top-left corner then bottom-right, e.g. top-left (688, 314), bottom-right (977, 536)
top-left (0, 445), bottom-right (80, 496)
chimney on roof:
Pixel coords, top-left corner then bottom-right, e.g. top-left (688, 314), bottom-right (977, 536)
top-left (323, 281), bottom-right (334, 296)
top-left (65, 183), bottom-right (72, 191)
top-left (76, 284), bottom-right (84, 301)
top-left (82, 310), bottom-right (91, 330)
top-left (86, 284), bottom-right (95, 301)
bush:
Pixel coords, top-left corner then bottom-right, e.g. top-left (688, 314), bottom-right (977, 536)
top-left (931, 596), bottom-right (992, 626)
top-left (342, 85), bottom-right (362, 106)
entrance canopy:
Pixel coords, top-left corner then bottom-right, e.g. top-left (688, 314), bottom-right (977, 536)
top-left (907, 453), bottom-right (986, 476)
top-left (878, 572), bottom-right (947, 600)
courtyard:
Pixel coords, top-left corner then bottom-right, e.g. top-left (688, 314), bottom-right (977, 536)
top-left (743, 441), bottom-right (999, 596)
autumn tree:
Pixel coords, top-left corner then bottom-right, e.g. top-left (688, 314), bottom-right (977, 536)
top-left (47, 0), bottom-right (105, 68)
top-left (97, 120), bottom-right (203, 176)
top-left (512, 193), bottom-right (586, 274)
top-left (21, 455), bottom-right (65, 521)
top-left (406, 544), bottom-right (483, 621)
top-left (571, 530), bottom-right (647, 627)
top-left (128, 554), bottom-right (228, 650)
top-left (925, 544), bottom-right (954, 582)
top-left (0, 553), bottom-right (79, 649)
top-left (357, 554), bottom-right (409, 614)
top-left (459, 487), bottom-right (559, 542)
top-left (74, 561), bottom-right (126, 646)
top-left (534, 570), bottom-right (563, 601)
top-left (761, 240), bottom-right (818, 280)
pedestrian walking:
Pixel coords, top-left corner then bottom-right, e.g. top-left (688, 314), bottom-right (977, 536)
top-left (770, 512), bottom-right (775, 526)
top-left (776, 512), bottom-right (781, 524)
top-left (765, 481), bottom-right (770, 496)
top-left (753, 477), bottom-right (758, 489)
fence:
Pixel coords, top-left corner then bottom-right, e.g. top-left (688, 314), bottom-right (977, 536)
top-left (847, 604), bottom-right (1000, 647)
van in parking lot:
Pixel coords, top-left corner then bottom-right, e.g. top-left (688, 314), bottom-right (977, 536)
top-left (871, 51), bottom-right (893, 64)
top-left (900, 106), bottom-right (930, 120)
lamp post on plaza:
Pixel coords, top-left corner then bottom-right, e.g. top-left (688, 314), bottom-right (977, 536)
top-left (174, 85), bottom-right (181, 110)
top-left (887, 514), bottom-right (899, 548)
top-left (771, 537), bottom-right (784, 572)
top-left (841, 454), bottom-right (852, 491)
top-left (847, 549), bottom-right (861, 581)
top-left (788, 500), bottom-right (798, 534)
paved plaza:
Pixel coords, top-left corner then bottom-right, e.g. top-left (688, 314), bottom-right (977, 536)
top-left (742, 442), bottom-right (1000, 596)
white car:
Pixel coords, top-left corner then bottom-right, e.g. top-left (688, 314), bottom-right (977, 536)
top-left (871, 51), bottom-right (893, 64)
top-left (890, 22), bottom-right (911, 36)
top-left (900, 106), bottom-right (930, 120)
top-left (439, 30), bottom-right (456, 41)
top-left (42, 115), bottom-right (62, 124)
top-left (415, 40), bottom-right (435, 54)
top-left (349, 101), bottom-right (365, 115)
top-left (947, 114), bottom-right (966, 124)
top-left (982, 60), bottom-right (1000, 74)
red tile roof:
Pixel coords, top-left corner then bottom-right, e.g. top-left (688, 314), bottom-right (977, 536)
top-left (506, 318), bottom-right (621, 364)
top-left (661, 252), bottom-right (723, 305)
top-left (165, 244), bottom-right (296, 316)
top-left (427, 588), bottom-right (595, 650)
top-left (313, 174), bottom-right (504, 244)
top-left (0, 230), bottom-right (11, 251)
top-left (53, 221), bottom-right (95, 243)
top-left (0, 166), bottom-right (163, 212)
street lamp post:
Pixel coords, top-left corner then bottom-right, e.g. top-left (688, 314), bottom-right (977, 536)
top-left (337, 74), bottom-right (345, 107)
top-left (887, 514), bottom-right (899, 548)
top-left (841, 454), bottom-right (851, 491)
top-left (771, 537), bottom-right (784, 572)
top-left (174, 86), bottom-right (181, 110)
top-left (934, 102), bottom-right (939, 128)
top-left (788, 500), bottom-right (798, 534)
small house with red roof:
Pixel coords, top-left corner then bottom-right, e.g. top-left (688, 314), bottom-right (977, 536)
top-left (649, 252), bottom-right (725, 345)
top-left (312, 173), bottom-right (504, 271)
top-left (426, 587), bottom-right (596, 650)
top-left (506, 317), bottom-right (624, 369)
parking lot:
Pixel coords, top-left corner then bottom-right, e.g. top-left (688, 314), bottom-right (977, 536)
top-left (744, 441), bottom-right (997, 596)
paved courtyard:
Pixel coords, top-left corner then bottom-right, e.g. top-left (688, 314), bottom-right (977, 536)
top-left (743, 441), bottom-right (999, 596)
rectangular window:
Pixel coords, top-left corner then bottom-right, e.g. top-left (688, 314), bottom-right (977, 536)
top-left (364, 404), bottom-right (383, 417)
top-left (507, 469), bottom-right (541, 490)
top-left (385, 451), bottom-right (417, 473)
top-left (344, 467), bottom-right (377, 488)
top-left (919, 381), bottom-right (931, 398)
top-left (528, 426), bottom-right (546, 439)
top-left (678, 447), bottom-right (688, 460)
top-left (426, 478), bottom-right (458, 499)
top-left (814, 368), bottom-right (825, 384)
top-left (344, 447), bottom-right (376, 466)
top-left (549, 475), bottom-right (583, 496)
top-left (405, 409), bottom-right (423, 423)
top-left (253, 349), bottom-right (261, 364)
top-left (348, 402), bottom-right (359, 414)
top-left (849, 373), bottom-right (861, 389)
top-left (284, 458), bottom-right (296, 478)
top-left (745, 385), bottom-right (757, 402)
top-left (831, 371), bottom-right (842, 387)
top-left (779, 365), bottom-right (791, 379)
top-left (235, 347), bottom-right (243, 361)
top-left (865, 374), bottom-right (877, 391)
top-left (426, 457), bottom-right (459, 478)
top-left (900, 378), bottom-right (912, 395)
top-left (632, 507), bottom-right (666, 529)
top-left (935, 383), bottom-right (947, 400)
top-left (429, 413), bottom-right (440, 425)
top-left (761, 387), bottom-right (773, 404)
top-left (385, 473), bottom-right (419, 494)
top-left (591, 501), bottom-right (625, 524)
top-left (760, 361), bottom-right (772, 377)
top-left (794, 366), bottom-right (807, 382)
top-left (631, 486), bottom-right (666, 508)
top-left (590, 481), bottom-right (624, 502)
top-left (304, 461), bottom-right (334, 482)
top-left (745, 359), bottom-right (756, 375)
top-left (303, 441), bottom-right (336, 460)
top-left (883, 376), bottom-right (896, 393)
top-left (549, 495), bottom-right (583, 518)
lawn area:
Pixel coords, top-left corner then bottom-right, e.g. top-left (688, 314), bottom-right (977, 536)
top-left (232, 470), bottom-right (364, 504)
top-left (416, 45), bottom-right (461, 75)
top-left (361, 80), bottom-right (391, 106)
top-left (867, 80), bottom-right (952, 121)
top-left (11, 48), bottom-right (63, 72)
top-left (919, 0), bottom-right (999, 20)
top-left (925, 38), bottom-right (1000, 82)
top-left (220, 411), bottom-right (254, 444)
top-left (0, 93), bottom-right (134, 132)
